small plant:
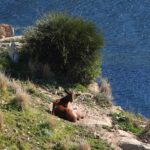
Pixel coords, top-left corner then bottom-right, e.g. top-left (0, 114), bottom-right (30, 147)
top-left (94, 93), bottom-right (112, 107)
top-left (72, 83), bottom-right (87, 92)
top-left (52, 142), bottom-right (68, 150)
top-left (0, 72), bottom-right (9, 90)
top-left (112, 112), bottom-right (142, 135)
top-left (25, 80), bottom-right (37, 95)
top-left (9, 79), bottom-right (22, 93)
top-left (40, 116), bottom-right (58, 131)
top-left (11, 91), bottom-right (30, 111)
top-left (78, 142), bottom-right (91, 150)
top-left (100, 79), bottom-right (113, 101)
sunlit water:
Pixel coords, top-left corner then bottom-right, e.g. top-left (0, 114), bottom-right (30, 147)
top-left (0, 0), bottom-right (150, 117)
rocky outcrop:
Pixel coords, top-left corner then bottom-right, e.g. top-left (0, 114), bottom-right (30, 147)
top-left (0, 35), bottom-right (23, 42)
top-left (87, 82), bottom-right (100, 94)
top-left (0, 24), bottom-right (14, 39)
top-left (119, 137), bottom-right (150, 150)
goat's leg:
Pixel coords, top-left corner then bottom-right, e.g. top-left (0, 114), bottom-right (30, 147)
top-left (52, 103), bottom-right (55, 115)
top-left (66, 109), bottom-right (77, 122)
top-left (75, 110), bottom-right (84, 120)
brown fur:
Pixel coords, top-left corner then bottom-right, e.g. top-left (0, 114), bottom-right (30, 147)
top-left (0, 24), bottom-right (14, 39)
top-left (52, 91), bottom-right (83, 122)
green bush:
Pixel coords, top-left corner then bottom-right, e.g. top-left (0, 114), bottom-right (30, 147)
top-left (24, 13), bottom-right (104, 85)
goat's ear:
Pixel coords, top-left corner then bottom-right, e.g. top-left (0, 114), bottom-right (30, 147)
top-left (64, 90), bottom-right (71, 95)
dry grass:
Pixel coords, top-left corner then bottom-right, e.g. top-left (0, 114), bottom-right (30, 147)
top-left (15, 91), bottom-right (30, 110)
top-left (100, 78), bottom-right (113, 100)
top-left (9, 79), bottom-right (22, 93)
top-left (0, 112), bottom-right (4, 131)
top-left (0, 72), bottom-right (9, 90)
top-left (78, 142), bottom-right (91, 150)
top-left (25, 80), bottom-right (36, 94)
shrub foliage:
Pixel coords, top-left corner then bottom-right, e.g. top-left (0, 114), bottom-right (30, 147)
top-left (24, 13), bottom-right (104, 85)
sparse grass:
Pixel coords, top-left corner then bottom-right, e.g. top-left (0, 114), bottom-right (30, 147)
top-left (72, 83), bottom-right (88, 92)
top-left (9, 79), bottom-right (22, 93)
top-left (0, 75), bottom-right (113, 149)
top-left (76, 126), bottom-right (112, 150)
top-left (111, 112), bottom-right (142, 135)
top-left (78, 142), bottom-right (91, 150)
top-left (100, 78), bottom-right (113, 101)
top-left (0, 71), bottom-right (9, 90)
top-left (94, 93), bottom-right (112, 107)
top-left (0, 112), bottom-right (4, 131)
top-left (10, 91), bottom-right (30, 111)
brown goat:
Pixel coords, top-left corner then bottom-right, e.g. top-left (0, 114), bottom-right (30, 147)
top-left (52, 91), bottom-right (83, 122)
top-left (0, 24), bottom-right (14, 39)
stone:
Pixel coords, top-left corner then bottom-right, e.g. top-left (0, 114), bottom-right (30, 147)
top-left (118, 130), bottom-right (134, 138)
top-left (87, 82), bottom-right (100, 94)
top-left (119, 137), bottom-right (150, 150)
top-left (0, 24), bottom-right (14, 39)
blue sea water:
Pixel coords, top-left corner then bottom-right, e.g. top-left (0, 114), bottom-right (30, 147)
top-left (0, 0), bottom-right (150, 117)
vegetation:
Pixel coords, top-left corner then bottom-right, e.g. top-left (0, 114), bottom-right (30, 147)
top-left (1, 12), bottom-right (149, 149)
top-left (94, 93), bottom-right (112, 107)
top-left (0, 72), bottom-right (111, 149)
top-left (24, 13), bottom-right (104, 85)
top-left (111, 112), bottom-right (143, 135)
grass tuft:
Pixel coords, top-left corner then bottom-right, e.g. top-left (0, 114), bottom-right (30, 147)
top-left (94, 93), bottom-right (112, 107)
top-left (11, 91), bottom-right (30, 111)
top-left (100, 79), bottom-right (113, 101)
top-left (111, 112), bottom-right (142, 135)
top-left (0, 72), bottom-right (9, 90)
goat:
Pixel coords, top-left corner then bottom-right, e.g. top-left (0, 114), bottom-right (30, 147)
top-left (52, 90), bottom-right (83, 122)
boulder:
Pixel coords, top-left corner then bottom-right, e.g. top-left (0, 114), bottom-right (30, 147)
top-left (119, 137), bottom-right (150, 150)
top-left (0, 24), bottom-right (14, 39)
top-left (87, 82), bottom-right (100, 94)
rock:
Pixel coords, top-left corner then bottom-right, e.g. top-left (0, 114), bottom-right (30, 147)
top-left (0, 36), bottom-right (23, 42)
top-left (87, 82), bottom-right (100, 94)
top-left (78, 118), bottom-right (112, 127)
top-left (118, 130), bottom-right (134, 138)
top-left (119, 137), bottom-right (150, 150)
top-left (0, 24), bottom-right (14, 39)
